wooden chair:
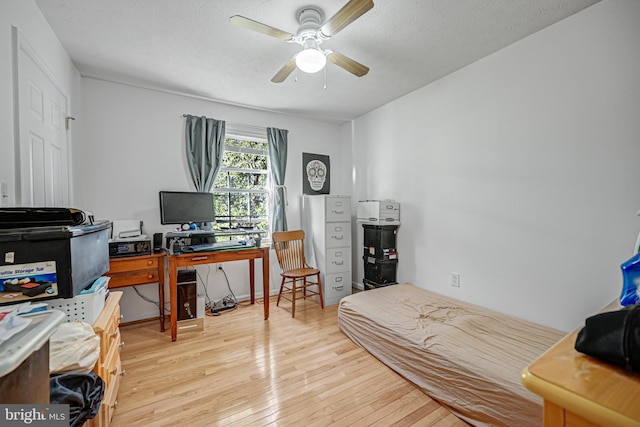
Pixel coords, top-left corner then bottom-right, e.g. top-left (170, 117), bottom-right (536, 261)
top-left (272, 230), bottom-right (324, 317)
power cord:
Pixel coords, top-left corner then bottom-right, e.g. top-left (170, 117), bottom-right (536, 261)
top-left (133, 265), bottom-right (241, 318)
top-left (132, 286), bottom-right (171, 314)
top-left (206, 265), bottom-right (238, 316)
top-left (218, 266), bottom-right (238, 306)
top-left (194, 266), bottom-right (213, 308)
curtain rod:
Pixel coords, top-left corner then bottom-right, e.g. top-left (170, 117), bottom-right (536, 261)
top-left (182, 114), bottom-right (269, 134)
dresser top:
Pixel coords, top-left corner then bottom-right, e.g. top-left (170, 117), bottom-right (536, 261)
top-left (522, 331), bottom-right (640, 427)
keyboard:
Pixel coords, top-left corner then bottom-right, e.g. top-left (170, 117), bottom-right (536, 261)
top-left (167, 230), bottom-right (216, 238)
top-left (181, 240), bottom-right (248, 252)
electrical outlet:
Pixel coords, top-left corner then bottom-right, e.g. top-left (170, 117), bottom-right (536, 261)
top-left (450, 272), bottom-right (460, 287)
top-left (217, 265), bottom-right (223, 270)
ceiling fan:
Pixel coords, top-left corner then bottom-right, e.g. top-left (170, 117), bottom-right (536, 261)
top-left (230, 0), bottom-right (374, 83)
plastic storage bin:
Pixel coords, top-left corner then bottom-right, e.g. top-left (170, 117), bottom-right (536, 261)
top-left (363, 256), bottom-right (398, 287)
top-left (363, 225), bottom-right (398, 249)
top-left (364, 247), bottom-right (397, 260)
top-left (363, 279), bottom-right (396, 290)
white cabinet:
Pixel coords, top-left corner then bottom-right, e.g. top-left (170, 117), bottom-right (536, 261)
top-left (302, 195), bottom-right (352, 306)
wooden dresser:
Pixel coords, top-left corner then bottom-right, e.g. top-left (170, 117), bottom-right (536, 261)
top-left (521, 331), bottom-right (640, 427)
top-left (87, 291), bottom-right (124, 427)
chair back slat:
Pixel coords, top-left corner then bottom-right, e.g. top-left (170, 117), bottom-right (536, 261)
top-left (273, 230), bottom-right (308, 273)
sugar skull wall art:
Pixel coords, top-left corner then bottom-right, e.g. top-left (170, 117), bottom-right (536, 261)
top-left (302, 153), bottom-right (330, 195)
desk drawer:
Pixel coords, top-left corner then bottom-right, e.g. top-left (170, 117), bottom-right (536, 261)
top-left (109, 257), bottom-right (159, 273)
top-left (108, 270), bottom-right (159, 287)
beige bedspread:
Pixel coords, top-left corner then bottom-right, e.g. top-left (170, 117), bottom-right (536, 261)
top-left (338, 284), bottom-right (565, 427)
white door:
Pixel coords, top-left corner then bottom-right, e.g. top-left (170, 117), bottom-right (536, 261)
top-left (16, 35), bottom-right (70, 207)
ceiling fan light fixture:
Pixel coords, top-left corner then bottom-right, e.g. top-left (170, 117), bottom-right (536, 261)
top-left (296, 48), bottom-right (326, 73)
top-left (231, 0), bottom-right (374, 82)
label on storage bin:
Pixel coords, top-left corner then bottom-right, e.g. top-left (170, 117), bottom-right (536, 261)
top-left (0, 261), bottom-right (59, 302)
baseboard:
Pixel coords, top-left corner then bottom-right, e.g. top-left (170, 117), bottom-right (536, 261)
top-left (352, 281), bottom-right (364, 291)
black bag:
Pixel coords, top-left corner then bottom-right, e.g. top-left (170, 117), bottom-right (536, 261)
top-left (50, 372), bottom-right (105, 427)
top-left (574, 304), bottom-right (640, 372)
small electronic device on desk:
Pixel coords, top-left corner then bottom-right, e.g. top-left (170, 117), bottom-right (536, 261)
top-left (108, 220), bottom-right (151, 258)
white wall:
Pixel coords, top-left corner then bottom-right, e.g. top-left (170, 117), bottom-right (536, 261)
top-left (5, 0), bottom-right (638, 332)
top-left (348, 0), bottom-right (640, 332)
top-left (0, 0), bottom-right (81, 206)
top-left (77, 79), bottom-right (343, 322)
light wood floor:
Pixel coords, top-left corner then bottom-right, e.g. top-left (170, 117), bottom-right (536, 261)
top-left (112, 295), bottom-right (468, 427)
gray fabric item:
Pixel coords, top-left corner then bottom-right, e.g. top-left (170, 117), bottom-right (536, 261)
top-left (185, 115), bottom-right (225, 192)
top-left (267, 127), bottom-right (288, 232)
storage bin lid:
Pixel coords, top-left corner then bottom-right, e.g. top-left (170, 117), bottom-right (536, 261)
top-left (0, 221), bottom-right (111, 241)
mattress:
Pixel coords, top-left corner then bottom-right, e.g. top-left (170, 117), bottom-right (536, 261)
top-left (338, 284), bottom-right (565, 427)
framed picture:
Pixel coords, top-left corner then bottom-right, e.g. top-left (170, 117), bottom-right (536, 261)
top-left (302, 153), bottom-right (330, 195)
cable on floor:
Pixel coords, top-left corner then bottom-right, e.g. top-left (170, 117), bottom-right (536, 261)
top-left (205, 265), bottom-right (239, 316)
top-left (132, 286), bottom-right (171, 314)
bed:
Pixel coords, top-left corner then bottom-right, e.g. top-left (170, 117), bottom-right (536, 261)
top-left (338, 283), bottom-right (566, 427)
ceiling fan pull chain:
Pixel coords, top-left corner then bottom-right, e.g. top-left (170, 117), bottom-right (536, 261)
top-left (323, 66), bottom-right (327, 90)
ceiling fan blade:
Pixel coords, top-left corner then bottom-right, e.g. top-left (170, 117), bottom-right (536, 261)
top-left (320, 0), bottom-right (374, 37)
top-left (327, 51), bottom-right (369, 77)
top-left (271, 57), bottom-right (297, 83)
top-left (230, 15), bottom-right (295, 41)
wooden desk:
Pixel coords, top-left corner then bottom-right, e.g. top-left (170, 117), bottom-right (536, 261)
top-left (168, 246), bottom-right (270, 341)
top-left (521, 332), bottom-right (640, 427)
top-left (106, 252), bottom-right (166, 331)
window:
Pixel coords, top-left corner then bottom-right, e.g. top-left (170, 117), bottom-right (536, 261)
top-left (212, 135), bottom-right (270, 240)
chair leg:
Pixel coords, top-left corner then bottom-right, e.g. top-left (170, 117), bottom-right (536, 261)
top-left (276, 276), bottom-right (286, 306)
top-left (316, 273), bottom-right (324, 309)
top-left (291, 278), bottom-right (296, 318)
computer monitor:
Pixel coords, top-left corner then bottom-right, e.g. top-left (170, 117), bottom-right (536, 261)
top-left (159, 191), bottom-right (214, 226)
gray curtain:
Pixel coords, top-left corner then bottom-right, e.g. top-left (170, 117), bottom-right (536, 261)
top-left (184, 115), bottom-right (225, 192)
top-left (267, 127), bottom-right (288, 232)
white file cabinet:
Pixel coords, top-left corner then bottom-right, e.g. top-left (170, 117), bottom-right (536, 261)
top-left (302, 195), bottom-right (352, 306)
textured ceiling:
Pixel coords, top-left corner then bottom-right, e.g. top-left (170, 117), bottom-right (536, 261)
top-left (35, 0), bottom-right (600, 125)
